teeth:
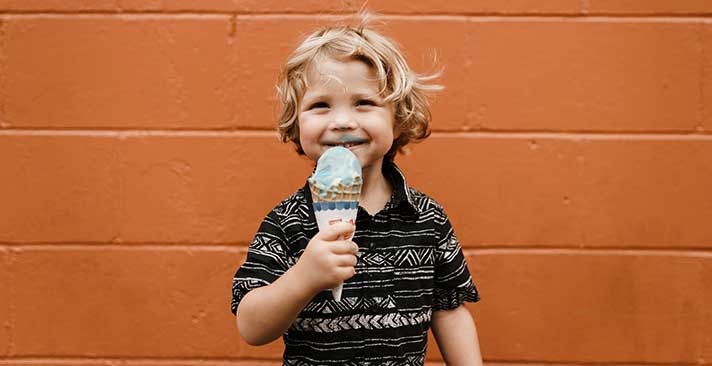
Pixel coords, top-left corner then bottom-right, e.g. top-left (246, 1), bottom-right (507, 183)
top-left (327, 142), bottom-right (361, 148)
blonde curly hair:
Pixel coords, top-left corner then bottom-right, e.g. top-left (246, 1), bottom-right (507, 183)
top-left (276, 15), bottom-right (442, 162)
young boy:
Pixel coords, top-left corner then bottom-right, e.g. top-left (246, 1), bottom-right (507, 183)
top-left (231, 18), bottom-right (482, 366)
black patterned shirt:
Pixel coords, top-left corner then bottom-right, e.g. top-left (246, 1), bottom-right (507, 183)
top-left (231, 162), bottom-right (480, 366)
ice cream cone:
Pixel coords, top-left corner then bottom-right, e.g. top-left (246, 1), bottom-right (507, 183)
top-left (307, 147), bottom-right (363, 301)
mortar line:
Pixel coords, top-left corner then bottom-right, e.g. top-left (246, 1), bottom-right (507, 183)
top-left (0, 357), bottom-right (703, 365)
top-left (0, 243), bottom-right (247, 251)
top-left (461, 247), bottom-right (712, 256)
top-left (2, 243), bottom-right (712, 255)
top-left (2, 129), bottom-right (712, 139)
top-left (0, 11), bottom-right (710, 19)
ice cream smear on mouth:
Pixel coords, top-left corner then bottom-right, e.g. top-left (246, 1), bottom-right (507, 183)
top-left (308, 146), bottom-right (362, 301)
top-left (324, 134), bottom-right (367, 149)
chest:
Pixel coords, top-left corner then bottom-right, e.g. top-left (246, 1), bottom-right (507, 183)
top-left (288, 209), bottom-right (440, 316)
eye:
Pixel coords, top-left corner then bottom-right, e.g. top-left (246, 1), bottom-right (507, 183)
top-left (356, 99), bottom-right (376, 107)
top-left (308, 101), bottom-right (329, 110)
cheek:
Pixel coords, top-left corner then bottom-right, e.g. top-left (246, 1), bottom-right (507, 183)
top-left (297, 122), bottom-right (321, 159)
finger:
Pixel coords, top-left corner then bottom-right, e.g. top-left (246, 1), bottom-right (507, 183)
top-left (334, 253), bottom-right (358, 267)
top-left (337, 266), bottom-right (356, 280)
top-left (319, 221), bottom-right (355, 241)
top-left (330, 241), bottom-right (359, 255)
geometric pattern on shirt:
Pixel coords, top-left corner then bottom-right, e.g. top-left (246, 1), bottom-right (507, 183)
top-left (302, 295), bottom-right (398, 313)
top-left (293, 309), bottom-right (432, 333)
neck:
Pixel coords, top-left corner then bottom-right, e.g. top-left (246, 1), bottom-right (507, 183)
top-left (359, 159), bottom-right (393, 215)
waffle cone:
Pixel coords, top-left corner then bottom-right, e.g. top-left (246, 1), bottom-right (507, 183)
top-left (310, 181), bottom-right (362, 202)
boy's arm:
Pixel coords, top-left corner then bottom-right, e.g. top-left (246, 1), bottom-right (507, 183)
top-left (235, 264), bottom-right (316, 345)
top-left (236, 221), bottom-right (358, 345)
top-left (431, 305), bottom-right (483, 366)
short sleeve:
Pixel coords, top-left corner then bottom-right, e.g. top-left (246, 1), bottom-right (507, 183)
top-left (433, 206), bottom-right (480, 311)
top-left (231, 209), bottom-right (290, 315)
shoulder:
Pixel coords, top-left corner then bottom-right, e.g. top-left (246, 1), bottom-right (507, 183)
top-left (259, 186), bottom-right (316, 246)
top-left (268, 186), bottom-right (310, 219)
top-left (406, 186), bottom-right (448, 217)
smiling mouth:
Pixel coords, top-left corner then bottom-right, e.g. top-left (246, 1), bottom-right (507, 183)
top-left (325, 142), bottom-right (365, 148)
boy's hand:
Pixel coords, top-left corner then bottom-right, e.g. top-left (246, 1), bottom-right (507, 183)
top-left (293, 221), bottom-right (358, 295)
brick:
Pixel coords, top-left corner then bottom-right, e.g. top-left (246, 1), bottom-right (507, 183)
top-left (11, 246), bottom-right (244, 357)
top-left (381, 19), bottom-right (467, 131)
top-left (1, 15), bottom-right (237, 129)
top-left (232, 16), bottom-right (331, 130)
top-left (0, 0), bottom-right (584, 14)
top-left (0, 132), bottom-right (312, 244)
top-left (469, 251), bottom-right (707, 362)
top-left (4, 133), bottom-right (712, 249)
top-left (118, 133), bottom-right (310, 244)
top-left (366, 0), bottom-right (582, 14)
top-left (232, 16), bottom-right (468, 131)
top-left (702, 258), bottom-right (712, 363)
top-left (0, 133), bottom-right (122, 243)
top-left (588, 0), bottom-right (712, 14)
top-left (0, 248), bottom-right (9, 356)
top-left (703, 23), bottom-right (712, 133)
top-left (398, 136), bottom-right (583, 248)
top-left (229, 1), bottom-right (358, 13)
top-left (399, 135), bottom-right (712, 248)
top-left (576, 138), bottom-right (712, 248)
top-left (465, 20), bottom-right (702, 132)
top-left (0, 0), bottom-right (358, 13)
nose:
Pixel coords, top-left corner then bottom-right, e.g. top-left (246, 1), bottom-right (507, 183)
top-left (331, 109), bottom-right (358, 131)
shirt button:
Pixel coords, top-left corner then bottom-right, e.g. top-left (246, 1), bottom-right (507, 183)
top-left (368, 242), bottom-right (376, 250)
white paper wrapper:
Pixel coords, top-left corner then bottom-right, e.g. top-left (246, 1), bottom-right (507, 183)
top-left (313, 205), bottom-right (358, 301)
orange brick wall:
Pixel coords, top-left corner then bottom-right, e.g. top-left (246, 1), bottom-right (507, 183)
top-left (1, 1), bottom-right (711, 365)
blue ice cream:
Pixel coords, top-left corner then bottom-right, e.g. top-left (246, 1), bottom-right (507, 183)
top-left (308, 146), bottom-right (362, 200)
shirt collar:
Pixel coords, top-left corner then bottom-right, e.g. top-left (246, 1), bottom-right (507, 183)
top-left (301, 160), bottom-right (421, 214)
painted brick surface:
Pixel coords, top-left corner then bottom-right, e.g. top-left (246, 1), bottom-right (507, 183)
top-left (0, 1), bottom-right (582, 14)
top-left (8, 247), bottom-right (709, 362)
top-left (118, 133), bottom-right (310, 244)
top-left (0, 133), bottom-right (122, 243)
top-left (465, 20), bottom-right (703, 132)
top-left (1, 1), bottom-right (709, 365)
top-left (576, 138), bottom-right (712, 248)
top-left (703, 23), bottom-right (712, 132)
top-left (0, 0), bottom-right (358, 13)
top-left (399, 135), bottom-right (712, 248)
top-left (588, 0), bottom-right (712, 14)
top-left (470, 251), bottom-right (708, 363)
top-left (704, 259), bottom-right (712, 362)
top-left (4, 133), bottom-right (711, 249)
top-left (3, 0), bottom-right (712, 14)
top-left (10, 247), bottom-right (243, 357)
top-left (366, 0), bottom-right (582, 14)
top-left (0, 249), bottom-right (9, 356)
top-left (0, 133), bottom-right (311, 244)
top-left (1, 15), bottom-right (237, 129)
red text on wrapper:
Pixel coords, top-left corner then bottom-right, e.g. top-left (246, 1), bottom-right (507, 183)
top-left (328, 218), bottom-right (355, 226)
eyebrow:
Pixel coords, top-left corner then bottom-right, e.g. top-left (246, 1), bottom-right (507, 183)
top-left (302, 91), bottom-right (381, 103)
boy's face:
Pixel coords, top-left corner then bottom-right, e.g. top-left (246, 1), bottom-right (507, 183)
top-left (298, 57), bottom-right (398, 176)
